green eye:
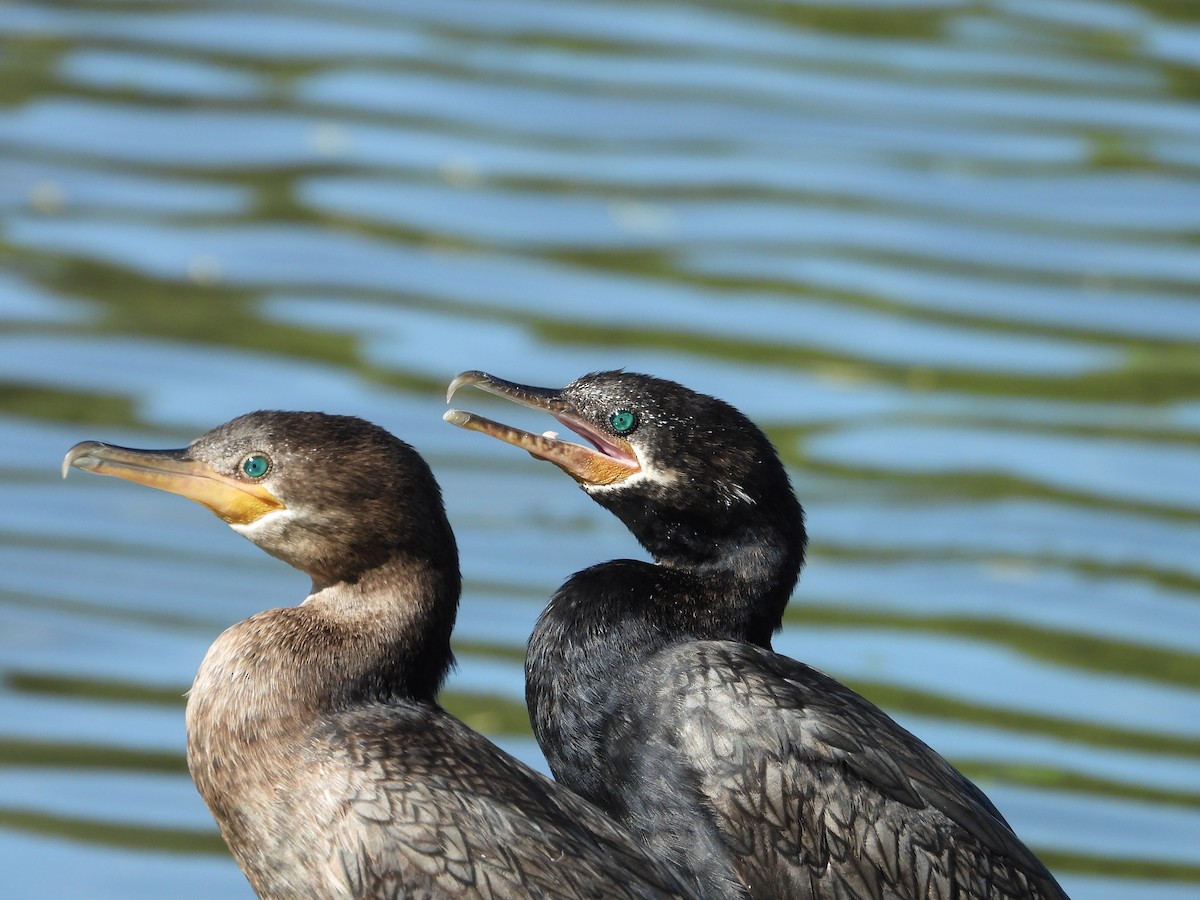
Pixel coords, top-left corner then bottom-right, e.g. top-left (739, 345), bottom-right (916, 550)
top-left (241, 453), bottom-right (270, 479)
top-left (609, 410), bottom-right (637, 434)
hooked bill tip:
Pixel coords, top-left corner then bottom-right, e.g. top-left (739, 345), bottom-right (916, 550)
top-left (61, 442), bottom-right (98, 479)
top-left (445, 370), bottom-right (489, 404)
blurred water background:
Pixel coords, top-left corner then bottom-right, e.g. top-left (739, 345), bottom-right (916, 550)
top-left (2, 0), bottom-right (1199, 897)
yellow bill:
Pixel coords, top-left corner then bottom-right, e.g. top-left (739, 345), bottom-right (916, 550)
top-left (63, 441), bottom-right (285, 525)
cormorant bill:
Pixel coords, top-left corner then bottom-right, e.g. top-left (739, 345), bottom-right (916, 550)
top-left (445, 371), bottom-right (1070, 900)
top-left (63, 410), bottom-right (698, 900)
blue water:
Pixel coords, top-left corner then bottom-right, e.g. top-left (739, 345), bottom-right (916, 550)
top-left (1, 1), bottom-right (1199, 897)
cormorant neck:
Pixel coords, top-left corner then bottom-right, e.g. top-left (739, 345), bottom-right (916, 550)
top-left (302, 550), bottom-right (460, 705)
top-left (596, 491), bottom-right (805, 647)
top-left (188, 544), bottom-right (460, 758)
top-left (543, 523), bottom-right (802, 657)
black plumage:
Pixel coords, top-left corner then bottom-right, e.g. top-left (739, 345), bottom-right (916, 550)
top-left (445, 371), bottom-right (1069, 900)
top-left (63, 410), bottom-right (694, 900)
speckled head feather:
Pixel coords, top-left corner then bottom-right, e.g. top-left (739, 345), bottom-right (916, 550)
top-left (556, 371), bottom-right (800, 519)
top-left (447, 370), bottom-right (805, 624)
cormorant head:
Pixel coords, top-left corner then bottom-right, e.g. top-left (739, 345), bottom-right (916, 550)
top-left (445, 370), bottom-right (805, 576)
top-left (64, 411), bottom-right (457, 590)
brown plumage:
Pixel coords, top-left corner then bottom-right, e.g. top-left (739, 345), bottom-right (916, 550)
top-left (64, 410), bottom-right (695, 900)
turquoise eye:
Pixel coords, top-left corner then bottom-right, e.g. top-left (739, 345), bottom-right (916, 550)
top-left (241, 453), bottom-right (270, 479)
top-left (609, 410), bottom-right (637, 434)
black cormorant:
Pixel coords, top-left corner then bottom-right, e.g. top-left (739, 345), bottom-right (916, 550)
top-left (63, 410), bottom-right (696, 900)
top-left (445, 371), bottom-right (1069, 900)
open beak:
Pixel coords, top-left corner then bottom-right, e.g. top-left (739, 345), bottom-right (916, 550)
top-left (444, 371), bottom-right (641, 487)
top-left (62, 442), bottom-right (285, 525)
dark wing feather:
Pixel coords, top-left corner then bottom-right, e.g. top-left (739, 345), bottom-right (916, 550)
top-left (644, 641), bottom-right (1068, 900)
top-left (309, 705), bottom-right (691, 900)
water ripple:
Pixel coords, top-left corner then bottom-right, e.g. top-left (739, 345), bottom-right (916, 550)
top-left (2, 0), bottom-right (1199, 894)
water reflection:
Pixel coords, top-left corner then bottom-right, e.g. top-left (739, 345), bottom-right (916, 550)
top-left (1, 0), bottom-right (1199, 897)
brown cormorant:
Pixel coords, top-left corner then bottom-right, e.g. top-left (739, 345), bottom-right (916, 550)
top-left (63, 410), bottom-right (696, 900)
top-left (445, 371), bottom-right (1069, 900)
